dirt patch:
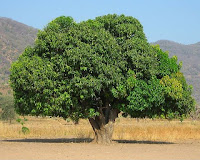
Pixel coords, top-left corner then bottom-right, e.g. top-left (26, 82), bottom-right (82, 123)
top-left (1, 138), bottom-right (200, 160)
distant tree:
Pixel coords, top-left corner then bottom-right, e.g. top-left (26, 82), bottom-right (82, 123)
top-left (10, 14), bottom-right (195, 143)
top-left (7, 90), bottom-right (11, 95)
top-left (0, 96), bottom-right (16, 123)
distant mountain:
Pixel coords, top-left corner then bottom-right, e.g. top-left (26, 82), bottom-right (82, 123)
top-left (152, 40), bottom-right (200, 104)
top-left (0, 17), bottom-right (38, 85)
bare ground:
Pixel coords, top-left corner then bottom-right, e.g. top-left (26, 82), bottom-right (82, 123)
top-left (1, 138), bottom-right (200, 160)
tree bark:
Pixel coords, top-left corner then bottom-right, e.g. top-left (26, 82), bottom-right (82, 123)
top-left (89, 105), bottom-right (119, 144)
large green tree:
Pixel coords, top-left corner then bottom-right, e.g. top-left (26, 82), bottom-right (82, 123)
top-left (10, 14), bottom-right (194, 143)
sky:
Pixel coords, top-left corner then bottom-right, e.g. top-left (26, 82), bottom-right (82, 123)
top-left (0, 0), bottom-right (200, 44)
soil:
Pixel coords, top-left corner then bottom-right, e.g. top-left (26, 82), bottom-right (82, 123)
top-left (0, 138), bottom-right (200, 160)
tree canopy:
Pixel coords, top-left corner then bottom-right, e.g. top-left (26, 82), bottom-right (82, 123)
top-left (10, 14), bottom-right (195, 143)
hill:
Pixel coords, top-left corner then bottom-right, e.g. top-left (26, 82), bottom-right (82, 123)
top-left (0, 17), bottom-right (38, 87)
top-left (152, 40), bottom-right (200, 104)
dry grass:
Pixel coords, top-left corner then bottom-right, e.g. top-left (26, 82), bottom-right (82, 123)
top-left (114, 118), bottom-right (200, 142)
top-left (1, 116), bottom-right (200, 142)
top-left (0, 117), bottom-right (93, 139)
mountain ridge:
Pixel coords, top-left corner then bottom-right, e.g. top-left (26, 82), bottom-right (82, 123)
top-left (0, 17), bottom-right (38, 85)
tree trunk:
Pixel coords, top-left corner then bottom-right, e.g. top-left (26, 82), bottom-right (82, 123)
top-left (89, 105), bottom-right (119, 144)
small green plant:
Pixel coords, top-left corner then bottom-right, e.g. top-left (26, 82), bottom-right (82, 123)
top-left (16, 117), bottom-right (30, 134)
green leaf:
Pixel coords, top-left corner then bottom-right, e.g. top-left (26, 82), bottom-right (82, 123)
top-left (22, 126), bottom-right (30, 135)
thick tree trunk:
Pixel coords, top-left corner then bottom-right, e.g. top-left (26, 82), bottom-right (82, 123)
top-left (89, 104), bottom-right (119, 144)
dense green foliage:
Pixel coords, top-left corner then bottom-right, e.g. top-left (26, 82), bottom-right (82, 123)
top-left (1, 18), bottom-right (199, 106)
top-left (10, 14), bottom-right (195, 121)
top-left (153, 40), bottom-right (200, 104)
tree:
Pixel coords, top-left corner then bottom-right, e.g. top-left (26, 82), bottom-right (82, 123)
top-left (10, 14), bottom-right (195, 143)
top-left (0, 96), bottom-right (16, 123)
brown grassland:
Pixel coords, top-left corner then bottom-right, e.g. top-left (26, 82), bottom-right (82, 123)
top-left (1, 116), bottom-right (200, 143)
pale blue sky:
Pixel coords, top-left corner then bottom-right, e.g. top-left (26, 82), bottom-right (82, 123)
top-left (0, 0), bottom-right (200, 44)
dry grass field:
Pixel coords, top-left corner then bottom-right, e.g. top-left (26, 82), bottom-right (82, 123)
top-left (1, 117), bottom-right (200, 160)
top-left (1, 116), bottom-right (200, 143)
